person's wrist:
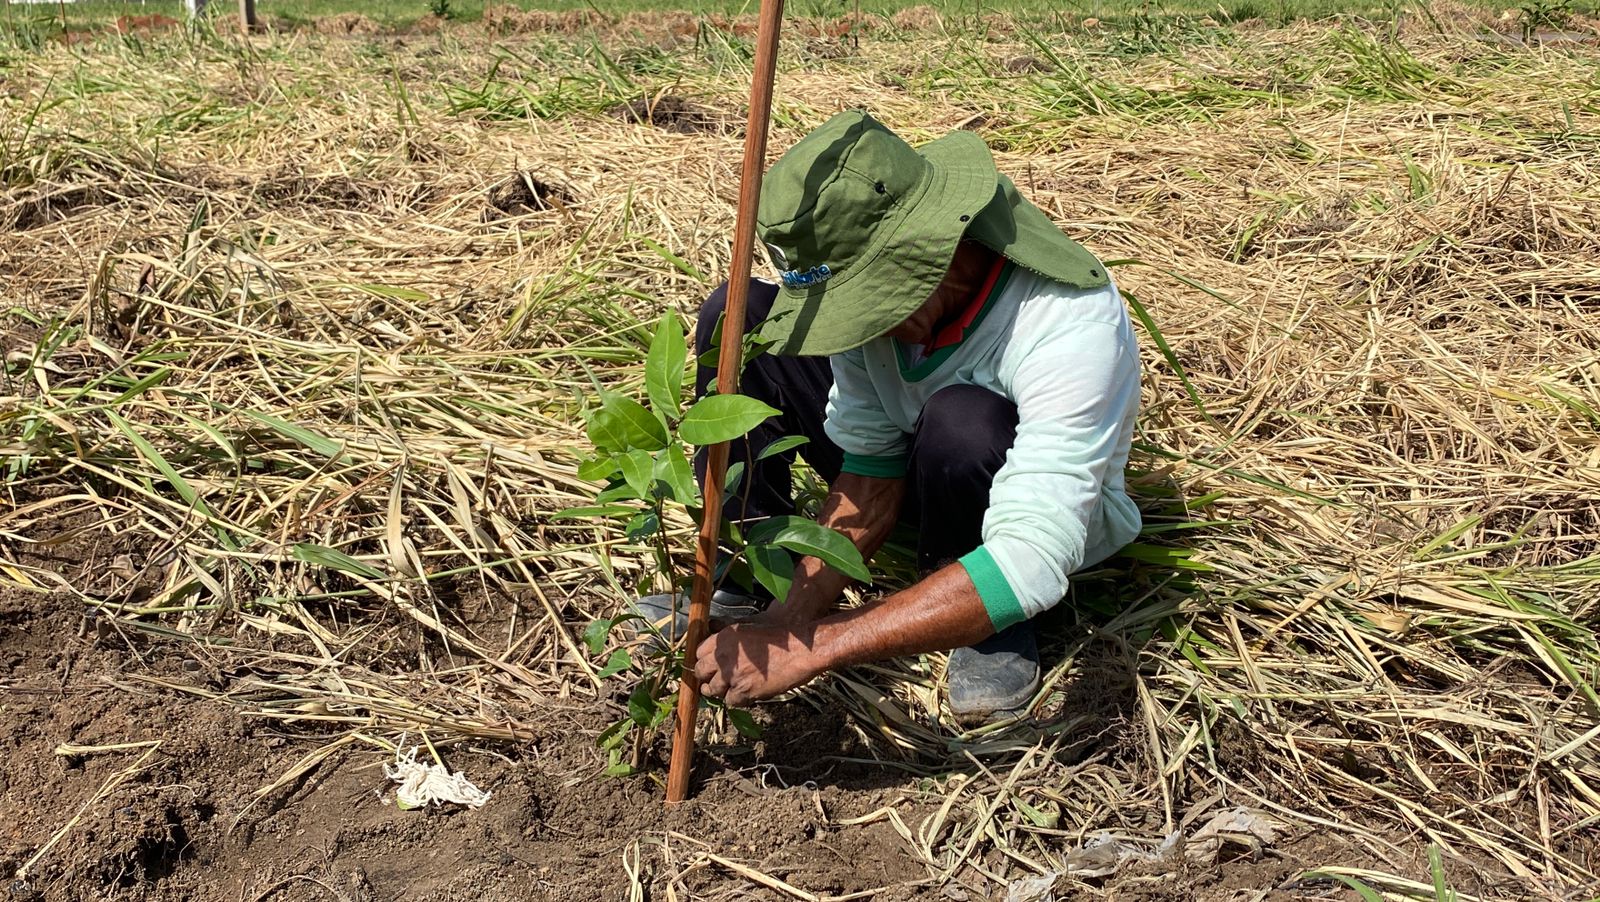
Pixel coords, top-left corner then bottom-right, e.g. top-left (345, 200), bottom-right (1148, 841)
top-left (789, 620), bottom-right (831, 680)
top-left (773, 579), bottom-right (834, 624)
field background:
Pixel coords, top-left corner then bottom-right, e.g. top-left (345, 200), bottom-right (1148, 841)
top-left (9, 0), bottom-right (1594, 37)
top-left (3, 2), bottom-right (1600, 901)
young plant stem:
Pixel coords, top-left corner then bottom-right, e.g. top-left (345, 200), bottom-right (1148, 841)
top-left (665, 0), bottom-right (786, 805)
top-left (632, 497), bottom-right (673, 771)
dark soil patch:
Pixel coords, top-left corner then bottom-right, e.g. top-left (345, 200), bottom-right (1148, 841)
top-left (254, 173), bottom-right (385, 210)
top-left (804, 36), bottom-right (854, 60)
top-left (173, 166), bottom-right (437, 216)
top-left (3, 174), bottom-right (119, 232)
top-left (314, 13), bottom-right (383, 36)
top-left (257, 171), bottom-right (438, 215)
top-left (1004, 54), bottom-right (1054, 73)
top-left (113, 14), bottom-right (181, 35)
top-left (608, 95), bottom-right (730, 136)
top-left (483, 170), bottom-right (574, 221)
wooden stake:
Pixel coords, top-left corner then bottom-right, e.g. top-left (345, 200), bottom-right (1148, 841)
top-left (666, 0), bottom-right (786, 805)
top-left (239, 0), bottom-right (256, 32)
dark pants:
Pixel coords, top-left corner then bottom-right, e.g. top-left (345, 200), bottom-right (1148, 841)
top-left (695, 280), bottom-right (1019, 577)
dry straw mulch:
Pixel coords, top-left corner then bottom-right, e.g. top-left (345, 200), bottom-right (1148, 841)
top-left (2, 6), bottom-right (1599, 897)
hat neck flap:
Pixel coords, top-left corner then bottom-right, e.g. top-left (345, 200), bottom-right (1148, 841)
top-left (966, 176), bottom-right (1109, 291)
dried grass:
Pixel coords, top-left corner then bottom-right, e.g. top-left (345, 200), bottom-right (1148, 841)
top-left (479, 6), bottom-right (596, 35)
top-left (2, 7), bottom-right (1598, 897)
top-left (312, 12), bottom-right (382, 35)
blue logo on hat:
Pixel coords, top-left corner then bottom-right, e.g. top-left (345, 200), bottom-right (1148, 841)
top-left (781, 264), bottom-right (832, 289)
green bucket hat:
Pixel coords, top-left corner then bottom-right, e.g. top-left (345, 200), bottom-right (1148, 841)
top-left (755, 110), bottom-right (1109, 357)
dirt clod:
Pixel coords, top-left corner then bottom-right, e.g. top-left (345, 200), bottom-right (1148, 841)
top-left (315, 13), bottom-right (382, 36)
top-left (608, 95), bottom-right (728, 135)
top-left (1005, 54), bottom-right (1054, 73)
top-left (483, 171), bottom-right (573, 220)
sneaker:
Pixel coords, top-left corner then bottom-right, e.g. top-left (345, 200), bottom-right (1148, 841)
top-left (946, 620), bottom-right (1041, 724)
top-left (627, 589), bottom-right (765, 648)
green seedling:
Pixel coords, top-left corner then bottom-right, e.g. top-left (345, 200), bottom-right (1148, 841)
top-left (557, 312), bottom-right (868, 776)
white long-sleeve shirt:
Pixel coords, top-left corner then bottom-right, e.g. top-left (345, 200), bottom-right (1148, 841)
top-left (823, 262), bottom-right (1142, 629)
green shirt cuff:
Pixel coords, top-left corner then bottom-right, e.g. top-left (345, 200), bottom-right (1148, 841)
top-left (840, 452), bottom-right (908, 479)
top-left (959, 546), bottom-right (1026, 631)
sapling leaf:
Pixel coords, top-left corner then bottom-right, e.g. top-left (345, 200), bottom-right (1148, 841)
top-left (587, 392), bottom-right (668, 452)
top-left (625, 510), bottom-right (660, 540)
top-left (645, 312), bottom-right (687, 420)
top-left (1118, 542), bottom-right (1214, 571)
top-left (724, 461), bottom-right (746, 495)
top-left (650, 695), bottom-right (674, 729)
top-left (748, 543), bottom-right (794, 600)
top-left (693, 309), bottom-right (736, 369)
top-left (618, 449), bottom-right (656, 498)
top-left (654, 444), bottom-right (699, 505)
top-left (1120, 286), bottom-right (1218, 431)
top-left (577, 454), bottom-right (621, 481)
top-left (604, 746), bottom-right (637, 777)
top-left (628, 682), bottom-right (657, 727)
top-left (728, 708), bottom-right (763, 739)
top-left (679, 394), bottom-right (779, 445)
top-left (108, 409), bottom-right (236, 549)
top-left (718, 554), bottom-right (757, 594)
top-left (748, 516), bottom-right (870, 583)
top-left (1429, 844), bottom-right (1454, 902)
top-left (596, 648), bottom-right (632, 679)
top-left (756, 435), bottom-right (808, 460)
top-left (595, 484), bottom-right (639, 504)
top-left (743, 337), bottom-right (776, 366)
top-left (598, 718), bottom-right (631, 750)
top-left (582, 618), bottom-right (616, 655)
top-left (641, 237), bottom-right (705, 280)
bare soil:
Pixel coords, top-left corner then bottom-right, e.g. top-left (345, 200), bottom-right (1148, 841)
top-left (1, 530), bottom-right (1436, 902)
top-left (1, 580), bottom-right (927, 901)
top-left (483, 170), bottom-right (574, 221)
top-left (608, 95), bottom-right (734, 136)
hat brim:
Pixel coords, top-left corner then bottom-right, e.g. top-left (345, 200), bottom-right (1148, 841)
top-left (966, 174), bottom-right (1110, 291)
top-left (758, 130), bottom-right (999, 357)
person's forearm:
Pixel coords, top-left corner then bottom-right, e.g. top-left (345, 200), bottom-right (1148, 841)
top-left (772, 473), bottom-right (904, 624)
top-left (806, 561), bottom-right (996, 669)
top-left (696, 560), bottom-right (999, 706)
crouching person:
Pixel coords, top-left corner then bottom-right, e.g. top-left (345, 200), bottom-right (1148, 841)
top-left (638, 111), bottom-right (1142, 723)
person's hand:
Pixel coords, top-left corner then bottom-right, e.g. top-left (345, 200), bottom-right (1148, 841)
top-left (750, 598), bottom-right (819, 630)
top-left (693, 621), bottom-right (823, 707)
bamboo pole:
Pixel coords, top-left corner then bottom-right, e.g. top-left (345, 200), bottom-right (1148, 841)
top-left (666, 0), bottom-right (786, 805)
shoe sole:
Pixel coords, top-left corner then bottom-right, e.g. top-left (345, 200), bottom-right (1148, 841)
top-left (948, 674), bottom-right (1042, 725)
